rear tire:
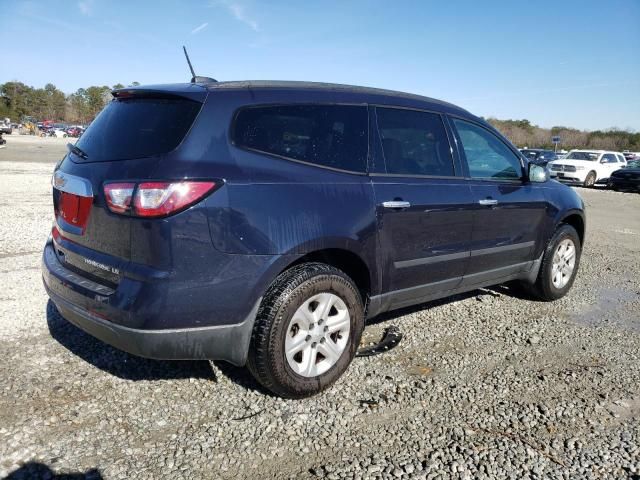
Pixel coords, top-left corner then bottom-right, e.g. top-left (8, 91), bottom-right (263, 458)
top-left (524, 224), bottom-right (581, 301)
top-left (583, 171), bottom-right (596, 187)
top-left (247, 263), bottom-right (364, 398)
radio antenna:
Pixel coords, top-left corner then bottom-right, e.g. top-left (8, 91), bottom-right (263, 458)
top-left (182, 46), bottom-right (217, 84)
top-left (183, 46), bottom-right (196, 82)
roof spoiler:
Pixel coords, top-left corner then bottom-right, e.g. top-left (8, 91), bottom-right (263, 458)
top-left (111, 87), bottom-right (207, 103)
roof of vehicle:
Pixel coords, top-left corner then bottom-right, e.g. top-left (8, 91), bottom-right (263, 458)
top-left (118, 80), bottom-right (473, 117)
top-left (568, 149), bottom-right (623, 155)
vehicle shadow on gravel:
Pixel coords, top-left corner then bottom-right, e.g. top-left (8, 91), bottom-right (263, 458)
top-left (367, 284), bottom-right (534, 326)
top-left (44, 284), bottom-right (531, 392)
top-left (46, 301), bottom-right (216, 382)
top-left (181, 285), bottom-right (539, 396)
top-left (4, 462), bottom-right (102, 479)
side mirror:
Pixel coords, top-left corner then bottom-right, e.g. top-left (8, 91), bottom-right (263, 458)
top-left (528, 163), bottom-right (549, 183)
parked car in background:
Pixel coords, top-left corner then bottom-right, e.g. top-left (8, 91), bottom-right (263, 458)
top-left (519, 149), bottom-right (558, 164)
top-left (608, 159), bottom-right (640, 192)
top-left (1, 118), bottom-right (13, 134)
top-left (549, 150), bottom-right (627, 187)
top-left (42, 80), bottom-right (586, 398)
top-left (51, 128), bottom-right (68, 138)
top-left (622, 151), bottom-right (640, 161)
top-left (66, 127), bottom-right (83, 138)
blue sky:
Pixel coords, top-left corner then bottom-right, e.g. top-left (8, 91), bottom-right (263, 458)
top-left (2, 0), bottom-right (639, 130)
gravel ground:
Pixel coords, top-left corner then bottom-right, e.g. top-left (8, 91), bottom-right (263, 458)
top-left (1, 137), bottom-right (639, 479)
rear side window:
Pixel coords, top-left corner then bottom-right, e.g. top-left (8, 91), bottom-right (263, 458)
top-left (376, 107), bottom-right (454, 176)
top-left (76, 97), bottom-right (202, 162)
top-left (232, 105), bottom-right (368, 172)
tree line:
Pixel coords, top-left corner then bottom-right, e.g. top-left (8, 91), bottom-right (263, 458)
top-left (487, 118), bottom-right (640, 152)
top-left (1, 80), bottom-right (638, 150)
top-left (0, 81), bottom-right (138, 125)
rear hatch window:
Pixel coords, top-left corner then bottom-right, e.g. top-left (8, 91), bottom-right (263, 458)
top-left (74, 96), bottom-right (202, 162)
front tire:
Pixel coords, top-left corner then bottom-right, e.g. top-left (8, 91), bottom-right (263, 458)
top-left (247, 263), bottom-right (364, 398)
top-left (525, 224), bottom-right (581, 301)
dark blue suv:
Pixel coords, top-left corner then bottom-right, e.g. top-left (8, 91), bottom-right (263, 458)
top-left (42, 81), bottom-right (585, 397)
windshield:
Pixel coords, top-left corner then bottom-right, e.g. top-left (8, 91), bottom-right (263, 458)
top-left (75, 97), bottom-right (202, 162)
top-left (520, 150), bottom-right (541, 159)
top-left (566, 151), bottom-right (599, 161)
top-left (627, 160), bottom-right (640, 168)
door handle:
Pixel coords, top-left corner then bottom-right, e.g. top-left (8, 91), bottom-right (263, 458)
top-left (381, 200), bottom-right (411, 209)
top-left (478, 199), bottom-right (498, 206)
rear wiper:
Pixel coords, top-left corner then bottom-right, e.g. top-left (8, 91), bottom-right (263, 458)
top-left (67, 143), bottom-right (88, 160)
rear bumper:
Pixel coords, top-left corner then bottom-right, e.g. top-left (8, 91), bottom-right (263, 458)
top-left (42, 241), bottom-right (263, 365)
top-left (46, 284), bottom-right (259, 365)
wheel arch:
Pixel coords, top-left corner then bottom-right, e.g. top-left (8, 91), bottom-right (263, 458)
top-left (286, 248), bottom-right (373, 302)
top-left (559, 211), bottom-right (585, 247)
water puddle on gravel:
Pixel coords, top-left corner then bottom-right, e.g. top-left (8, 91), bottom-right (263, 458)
top-left (571, 287), bottom-right (640, 332)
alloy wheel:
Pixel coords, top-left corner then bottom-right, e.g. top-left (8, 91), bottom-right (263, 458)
top-left (284, 292), bottom-right (350, 377)
top-left (551, 239), bottom-right (576, 289)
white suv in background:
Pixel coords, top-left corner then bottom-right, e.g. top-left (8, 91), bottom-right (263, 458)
top-left (549, 150), bottom-right (627, 187)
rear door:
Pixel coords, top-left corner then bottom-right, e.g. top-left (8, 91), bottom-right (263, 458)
top-left (449, 117), bottom-right (548, 287)
top-left (370, 106), bottom-right (475, 310)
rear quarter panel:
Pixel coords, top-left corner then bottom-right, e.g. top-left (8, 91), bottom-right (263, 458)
top-left (195, 88), bottom-right (379, 293)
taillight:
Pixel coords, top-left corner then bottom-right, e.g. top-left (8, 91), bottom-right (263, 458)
top-left (104, 183), bottom-right (135, 214)
top-left (57, 192), bottom-right (93, 233)
top-left (103, 181), bottom-right (217, 218)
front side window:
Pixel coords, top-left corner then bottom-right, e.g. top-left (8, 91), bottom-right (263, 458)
top-left (452, 119), bottom-right (522, 180)
top-left (376, 107), bottom-right (454, 176)
top-left (601, 154), bottom-right (617, 163)
top-left (232, 104), bottom-right (368, 172)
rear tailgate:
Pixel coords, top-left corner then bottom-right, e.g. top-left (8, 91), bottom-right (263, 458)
top-left (51, 87), bottom-right (207, 285)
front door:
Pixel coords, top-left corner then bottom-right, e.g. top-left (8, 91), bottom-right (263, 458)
top-left (599, 153), bottom-right (622, 181)
top-left (449, 117), bottom-right (549, 287)
top-left (370, 107), bottom-right (475, 310)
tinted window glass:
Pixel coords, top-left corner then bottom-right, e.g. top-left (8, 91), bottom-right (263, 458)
top-left (566, 151), bottom-right (599, 161)
top-left (76, 97), bottom-right (202, 162)
top-left (233, 105), bottom-right (368, 172)
top-left (453, 119), bottom-right (522, 179)
top-left (376, 108), bottom-right (454, 176)
top-left (602, 154), bottom-right (617, 163)
top-left (521, 150), bottom-right (540, 160)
